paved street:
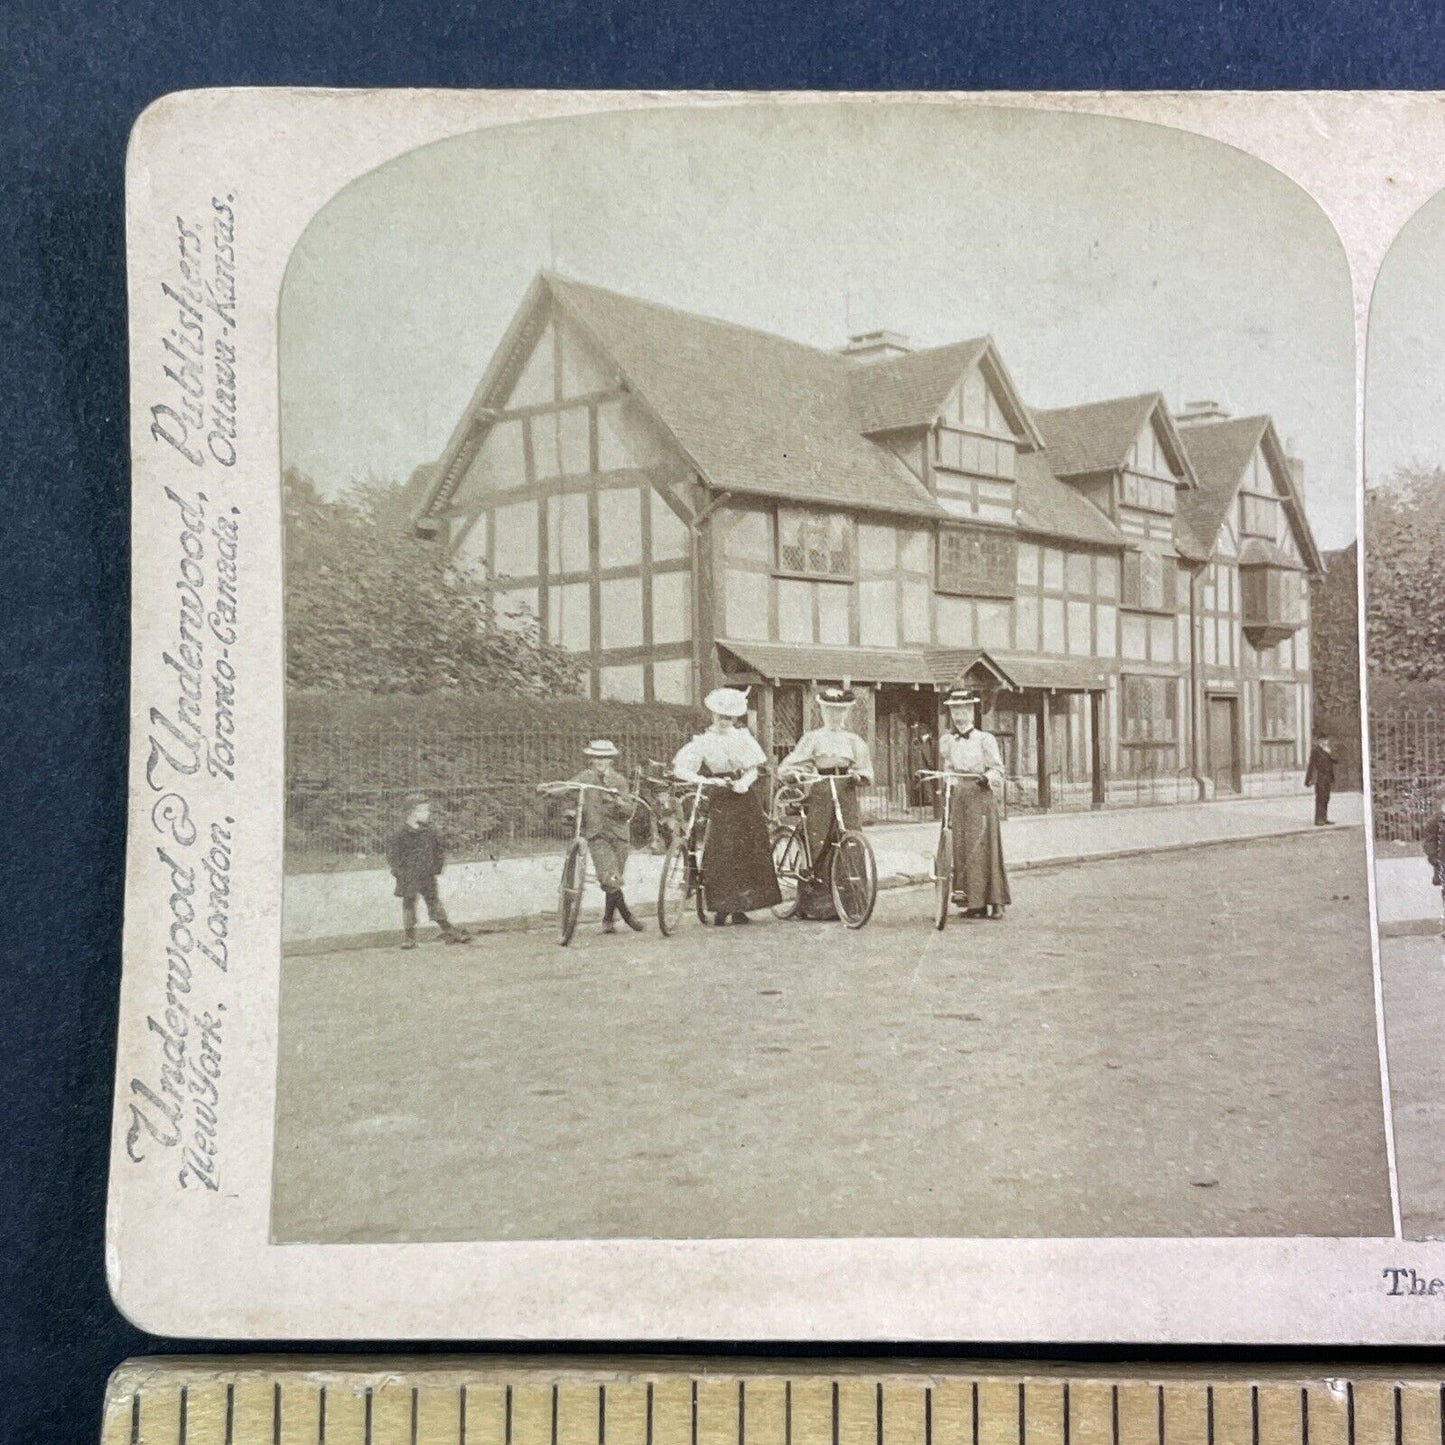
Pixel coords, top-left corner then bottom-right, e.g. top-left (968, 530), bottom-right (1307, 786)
top-left (272, 827), bottom-right (1390, 1244)
top-left (1380, 933), bottom-right (1445, 1239)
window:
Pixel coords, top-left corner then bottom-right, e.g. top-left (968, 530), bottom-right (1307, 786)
top-left (1241, 493), bottom-right (1281, 539)
top-left (1121, 675), bottom-right (1177, 744)
top-left (1122, 549), bottom-right (1178, 612)
top-left (1241, 565), bottom-right (1305, 626)
top-left (1261, 681), bottom-right (1295, 741)
top-left (936, 526), bottom-right (1018, 598)
top-left (1065, 550), bottom-right (1092, 595)
top-left (778, 508), bottom-right (853, 578)
top-left (1120, 472), bottom-right (1175, 514)
top-left (1067, 602), bottom-right (1092, 657)
top-left (934, 428), bottom-right (1017, 479)
top-left (600, 664), bottom-right (645, 702)
top-left (778, 579), bottom-right (812, 643)
top-left (1016, 541), bottom-right (1039, 587)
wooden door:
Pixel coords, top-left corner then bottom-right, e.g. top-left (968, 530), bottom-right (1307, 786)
top-left (1207, 695), bottom-right (1240, 793)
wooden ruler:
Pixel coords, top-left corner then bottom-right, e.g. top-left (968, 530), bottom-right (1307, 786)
top-left (101, 1359), bottom-right (1445, 1445)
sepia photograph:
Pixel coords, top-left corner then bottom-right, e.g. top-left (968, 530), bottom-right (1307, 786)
top-left (1364, 187), bottom-right (1445, 1242)
top-left (268, 102), bottom-right (1385, 1246)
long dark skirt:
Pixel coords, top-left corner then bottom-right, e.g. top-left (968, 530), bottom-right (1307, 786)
top-left (949, 782), bottom-right (1011, 908)
top-left (801, 774), bottom-right (863, 865)
top-left (702, 786), bottom-right (782, 914)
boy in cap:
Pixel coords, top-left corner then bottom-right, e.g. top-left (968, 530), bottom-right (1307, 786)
top-left (569, 740), bottom-right (646, 934)
top-left (386, 794), bottom-right (469, 949)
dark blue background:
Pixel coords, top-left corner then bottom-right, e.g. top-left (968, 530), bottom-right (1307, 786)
top-left (6, 3), bottom-right (1445, 1440)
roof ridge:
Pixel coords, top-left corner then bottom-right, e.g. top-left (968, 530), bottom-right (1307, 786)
top-left (545, 272), bottom-right (840, 361)
top-left (1033, 390), bottom-right (1162, 417)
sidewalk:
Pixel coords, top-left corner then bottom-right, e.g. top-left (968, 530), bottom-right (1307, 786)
top-left (284, 790), bottom-right (1363, 951)
top-left (1376, 854), bottom-right (1443, 937)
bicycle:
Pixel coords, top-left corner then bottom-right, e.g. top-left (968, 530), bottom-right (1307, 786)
top-left (656, 775), bottom-right (725, 935)
top-left (535, 779), bottom-right (625, 946)
top-left (916, 769), bottom-right (985, 931)
top-left (769, 768), bottom-right (878, 929)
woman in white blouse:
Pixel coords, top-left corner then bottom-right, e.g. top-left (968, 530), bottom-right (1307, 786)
top-left (671, 687), bottom-right (782, 924)
top-left (936, 687), bottom-right (1011, 919)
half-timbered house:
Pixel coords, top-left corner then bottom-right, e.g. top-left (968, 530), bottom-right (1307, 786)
top-left (411, 274), bottom-right (1324, 811)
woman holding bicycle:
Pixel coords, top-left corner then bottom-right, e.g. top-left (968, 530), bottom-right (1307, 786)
top-left (938, 687), bottom-right (1011, 919)
top-left (778, 686), bottom-right (874, 897)
top-left (670, 687), bottom-right (781, 924)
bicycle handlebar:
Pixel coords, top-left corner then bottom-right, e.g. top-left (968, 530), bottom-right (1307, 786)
top-left (915, 769), bottom-right (985, 781)
top-left (536, 780), bottom-right (622, 797)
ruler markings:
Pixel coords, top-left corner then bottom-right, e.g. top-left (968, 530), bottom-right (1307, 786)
top-left (1113, 1385), bottom-right (1156, 1445)
top-left (977, 1377), bottom-right (1018, 1445)
top-left (101, 1371), bottom-right (1445, 1445)
top-left (837, 1376), bottom-right (874, 1445)
top-left (604, 1382), bottom-right (648, 1445)
top-left (1356, 1384), bottom-right (1396, 1445)
top-left (1255, 1386), bottom-right (1302, 1445)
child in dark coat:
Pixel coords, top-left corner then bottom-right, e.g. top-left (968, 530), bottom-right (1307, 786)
top-left (386, 795), bottom-right (468, 948)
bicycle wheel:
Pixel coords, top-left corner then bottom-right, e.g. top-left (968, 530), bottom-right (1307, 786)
top-left (557, 838), bottom-right (588, 946)
top-left (830, 829), bottom-right (877, 929)
top-left (657, 838), bottom-right (691, 936)
top-left (770, 823), bottom-right (805, 920)
top-left (932, 827), bottom-right (953, 931)
top-left (695, 856), bottom-right (712, 924)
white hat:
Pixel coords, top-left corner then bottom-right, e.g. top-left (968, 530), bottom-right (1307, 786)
top-left (583, 739), bottom-right (619, 759)
top-left (703, 686), bottom-right (750, 718)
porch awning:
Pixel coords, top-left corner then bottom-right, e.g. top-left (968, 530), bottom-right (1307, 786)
top-left (992, 655), bottom-right (1111, 693)
top-left (717, 640), bottom-right (935, 686)
top-left (716, 641), bottom-right (1019, 691)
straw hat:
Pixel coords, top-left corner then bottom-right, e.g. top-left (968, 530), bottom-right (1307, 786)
top-left (703, 686), bottom-right (750, 718)
top-left (818, 685), bottom-right (856, 707)
top-left (582, 739), bottom-right (619, 759)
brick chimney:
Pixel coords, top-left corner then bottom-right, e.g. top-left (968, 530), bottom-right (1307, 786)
top-left (840, 329), bottom-right (913, 364)
top-left (1175, 398), bottom-right (1231, 427)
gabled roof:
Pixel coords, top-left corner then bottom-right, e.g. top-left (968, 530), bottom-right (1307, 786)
top-left (548, 276), bottom-right (946, 519)
top-left (1033, 392), bottom-right (1198, 486)
top-left (1013, 448), bottom-right (1123, 548)
top-left (1176, 414), bottom-right (1323, 574)
top-left (848, 337), bottom-right (1044, 448)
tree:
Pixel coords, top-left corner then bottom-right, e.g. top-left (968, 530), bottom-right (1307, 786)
top-left (1364, 465), bottom-right (1445, 685)
top-left (1311, 540), bottom-right (1359, 716)
top-left (283, 468), bottom-right (583, 695)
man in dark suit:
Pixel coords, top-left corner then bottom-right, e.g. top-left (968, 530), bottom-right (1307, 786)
top-left (1304, 735), bottom-right (1337, 826)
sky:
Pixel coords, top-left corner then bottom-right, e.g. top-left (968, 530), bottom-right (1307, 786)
top-left (280, 101), bottom-right (1357, 547)
top-left (1367, 187), bottom-right (1445, 487)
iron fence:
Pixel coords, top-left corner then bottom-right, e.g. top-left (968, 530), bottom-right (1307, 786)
top-left (285, 723), bottom-right (691, 871)
top-left (1371, 710), bottom-right (1445, 844)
